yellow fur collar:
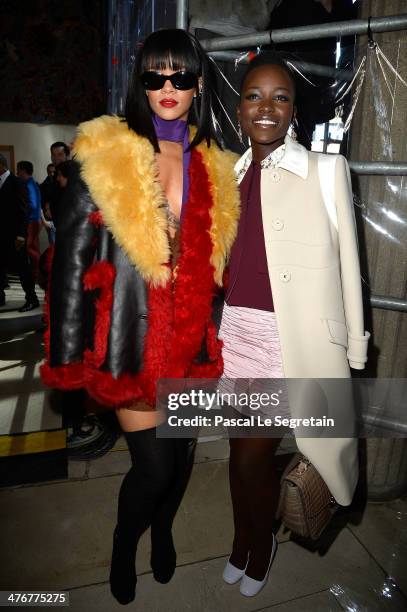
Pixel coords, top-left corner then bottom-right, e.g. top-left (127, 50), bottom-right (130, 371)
top-left (73, 115), bottom-right (239, 287)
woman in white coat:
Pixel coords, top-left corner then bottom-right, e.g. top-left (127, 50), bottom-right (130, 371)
top-left (219, 52), bottom-right (370, 597)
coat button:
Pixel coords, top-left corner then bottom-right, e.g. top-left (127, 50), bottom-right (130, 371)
top-left (279, 269), bottom-right (291, 282)
top-left (272, 218), bottom-right (284, 231)
top-left (270, 170), bottom-right (280, 182)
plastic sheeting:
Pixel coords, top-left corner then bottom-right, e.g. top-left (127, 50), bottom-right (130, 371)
top-left (107, 0), bottom-right (177, 115)
top-left (330, 498), bottom-right (407, 610)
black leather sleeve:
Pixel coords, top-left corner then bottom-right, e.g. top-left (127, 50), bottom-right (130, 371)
top-left (49, 163), bottom-right (98, 366)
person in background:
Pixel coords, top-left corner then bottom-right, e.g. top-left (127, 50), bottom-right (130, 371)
top-left (41, 203), bottom-right (56, 246)
top-left (39, 163), bottom-right (55, 205)
top-left (43, 142), bottom-right (70, 225)
top-left (55, 160), bottom-right (77, 189)
top-left (39, 164), bottom-right (56, 245)
top-left (0, 154), bottom-right (39, 311)
top-left (39, 160), bottom-right (78, 286)
top-left (50, 141), bottom-right (70, 168)
top-left (16, 161), bottom-right (42, 287)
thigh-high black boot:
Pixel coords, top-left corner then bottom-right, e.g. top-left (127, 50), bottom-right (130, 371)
top-left (110, 428), bottom-right (177, 605)
top-left (149, 437), bottom-right (196, 583)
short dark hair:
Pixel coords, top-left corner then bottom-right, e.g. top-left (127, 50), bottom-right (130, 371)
top-left (50, 141), bottom-right (70, 156)
top-left (17, 160), bottom-right (34, 175)
top-left (0, 153), bottom-right (8, 169)
top-left (241, 51), bottom-right (297, 100)
top-left (125, 28), bottom-right (220, 152)
top-left (47, 163), bottom-right (55, 170)
top-left (56, 160), bottom-right (77, 180)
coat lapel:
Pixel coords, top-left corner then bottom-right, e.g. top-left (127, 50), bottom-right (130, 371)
top-left (74, 115), bottom-right (170, 287)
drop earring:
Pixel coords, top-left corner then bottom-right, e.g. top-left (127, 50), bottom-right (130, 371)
top-left (288, 121), bottom-right (297, 140)
top-left (237, 121), bottom-right (243, 144)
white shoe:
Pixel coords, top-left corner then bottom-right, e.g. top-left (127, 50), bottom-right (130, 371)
top-left (222, 556), bottom-right (248, 585)
top-left (239, 535), bottom-right (278, 597)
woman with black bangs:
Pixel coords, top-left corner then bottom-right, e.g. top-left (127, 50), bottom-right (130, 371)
top-left (41, 28), bottom-right (239, 604)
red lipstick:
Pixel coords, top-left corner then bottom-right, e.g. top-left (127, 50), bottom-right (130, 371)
top-left (160, 99), bottom-right (177, 108)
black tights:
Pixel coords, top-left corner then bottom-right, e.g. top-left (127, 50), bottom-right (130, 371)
top-left (110, 427), bottom-right (194, 603)
top-left (228, 437), bottom-right (281, 580)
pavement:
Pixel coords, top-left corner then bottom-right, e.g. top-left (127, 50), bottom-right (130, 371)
top-left (1, 280), bottom-right (406, 611)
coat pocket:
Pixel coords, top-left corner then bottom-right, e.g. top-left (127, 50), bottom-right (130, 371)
top-left (323, 318), bottom-right (348, 348)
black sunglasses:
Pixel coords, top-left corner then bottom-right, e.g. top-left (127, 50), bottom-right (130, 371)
top-left (140, 70), bottom-right (198, 91)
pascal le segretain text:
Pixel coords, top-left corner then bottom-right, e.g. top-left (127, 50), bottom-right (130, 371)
top-left (167, 415), bottom-right (335, 429)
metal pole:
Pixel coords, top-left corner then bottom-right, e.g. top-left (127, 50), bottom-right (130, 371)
top-left (370, 296), bottom-right (407, 312)
top-left (201, 13), bottom-right (407, 51)
top-left (209, 51), bottom-right (354, 80)
top-left (349, 162), bottom-right (407, 175)
top-left (176, 0), bottom-right (188, 30)
top-left (362, 413), bottom-right (407, 436)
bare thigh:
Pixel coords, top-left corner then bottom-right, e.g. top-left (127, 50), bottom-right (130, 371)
top-left (116, 401), bottom-right (166, 432)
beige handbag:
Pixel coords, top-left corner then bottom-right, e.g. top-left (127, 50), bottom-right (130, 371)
top-left (276, 454), bottom-right (338, 540)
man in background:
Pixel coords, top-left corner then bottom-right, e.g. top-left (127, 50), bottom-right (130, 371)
top-left (0, 154), bottom-right (39, 311)
top-left (39, 163), bottom-right (55, 211)
top-left (47, 141), bottom-right (70, 225)
top-left (16, 161), bottom-right (42, 289)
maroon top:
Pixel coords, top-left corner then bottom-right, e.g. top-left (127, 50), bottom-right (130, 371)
top-left (226, 162), bottom-right (274, 312)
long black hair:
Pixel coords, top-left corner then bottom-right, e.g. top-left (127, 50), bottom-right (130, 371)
top-left (125, 29), bottom-right (220, 152)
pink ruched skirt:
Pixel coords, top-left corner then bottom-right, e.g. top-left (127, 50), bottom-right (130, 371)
top-left (219, 302), bottom-right (285, 379)
top-left (218, 303), bottom-right (288, 419)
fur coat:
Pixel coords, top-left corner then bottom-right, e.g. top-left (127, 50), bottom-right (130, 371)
top-left (41, 115), bottom-right (239, 408)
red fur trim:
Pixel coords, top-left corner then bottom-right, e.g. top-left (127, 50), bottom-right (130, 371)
top-left (88, 210), bottom-right (104, 226)
top-left (138, 279), bottom-right (173, 405)
top-left (85, 370), bottom-right (145, 406)
top-left (40, 362), bottom-right (88, 389)
top-left (166, 149), bottom-right (217, 379)
top-left (83, 261), bottom-right (116, 368)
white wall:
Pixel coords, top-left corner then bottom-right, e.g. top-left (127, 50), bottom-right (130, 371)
top-left (0, 122), bottom-right (77, 183)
